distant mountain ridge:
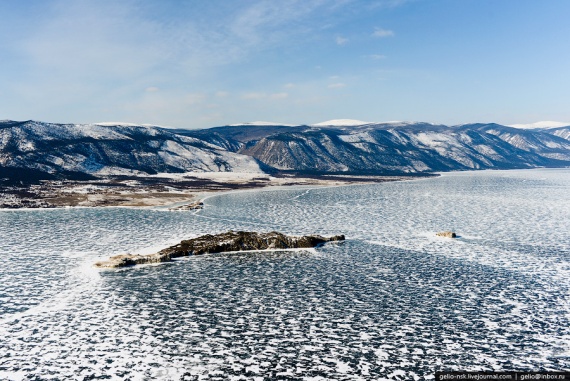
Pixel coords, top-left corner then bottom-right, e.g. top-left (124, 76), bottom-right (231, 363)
top-left (507, 121), bottom-right (570, 129)
top-left (0, 120), bottom-right (265, 183)
top-left (1, 119), bottom-right (569, 183)
top-left (181, 121), bottom-right (570, 174)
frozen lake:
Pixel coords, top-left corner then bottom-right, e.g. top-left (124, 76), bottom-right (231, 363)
top-left (1, 168), bottom-right (569, 380)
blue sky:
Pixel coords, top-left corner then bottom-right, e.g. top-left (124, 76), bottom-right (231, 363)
top-left (1, 0), bottom-right (569, 128)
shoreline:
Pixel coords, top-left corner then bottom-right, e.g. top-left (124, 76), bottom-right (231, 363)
top-left (0, 172), bottom-right (429, 210)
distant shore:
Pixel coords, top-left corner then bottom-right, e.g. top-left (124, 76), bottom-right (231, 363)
top-left (0, 172), bottom-right (432, 209)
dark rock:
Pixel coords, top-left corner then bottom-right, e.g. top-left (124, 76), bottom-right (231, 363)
top-left (94, 231), bottom-right (345, 268)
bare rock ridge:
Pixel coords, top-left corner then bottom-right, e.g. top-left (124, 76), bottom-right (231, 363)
top-left (94, 231), bottom-right (346, 268)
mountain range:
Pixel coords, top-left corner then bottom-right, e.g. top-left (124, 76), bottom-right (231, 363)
top-left (1, 119), bottom-right (569, 183)
top-left (178, 119), bottom-right (570, 174)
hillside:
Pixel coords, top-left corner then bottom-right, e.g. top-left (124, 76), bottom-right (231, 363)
top-left (1, 119), bottom-right (569, 184)
top-left (181, 121), bottom-right (570, 174)
top-left (0, 120), bottom-right (265, 183)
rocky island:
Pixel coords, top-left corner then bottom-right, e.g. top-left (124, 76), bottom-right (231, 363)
top-left (436, 231), bottom-right (457, 238)
top-left (94, 231), bottom-right (345, 268)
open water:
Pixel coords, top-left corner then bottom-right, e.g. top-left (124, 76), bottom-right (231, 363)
top-left (0, 169), bottom-right (569, 380)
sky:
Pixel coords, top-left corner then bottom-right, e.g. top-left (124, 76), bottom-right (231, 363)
top-left (1, 0), bottom-right (569, 129)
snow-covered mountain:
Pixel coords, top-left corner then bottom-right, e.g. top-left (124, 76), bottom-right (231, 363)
top-left (547, 126), bottom-right (570, 141)
top-left (2, 119), bottom-right (570, 182)
top-left (312, 119), bottom-right (371, 127)
top-left (508, 121), bottom-right (570, 129)
top-left (457, 123), bottom-right (570, 162)
top-left (183, 121), bottom-right (570, 174)
top-left (0, 120), bottom-right (265, 182)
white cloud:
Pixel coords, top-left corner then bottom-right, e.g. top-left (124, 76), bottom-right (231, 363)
top-left (270, 92), bottom-right (289, 99)
top-left (17, 0), bottom-right (354, 88)
top-left (366, 0), bottom-right (413, 11)
top-left (242, 92), bottom-right (266, 100)
top-left (228, 0), bottom-right (355, 52)
top-left (1, 0), bottom-right (407, 128)
top-left (336, 36), bottom-right (349, 45)
top-left (369, 54), bottom-right (387, 60)
top-left (372, 27), bottom-right (394, 38)
top-left (241, 92), bottom-right (289, 100)
top-left (328, 83), bottom-right (346, 89)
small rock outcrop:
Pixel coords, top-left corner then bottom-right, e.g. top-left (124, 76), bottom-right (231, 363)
top-left (168, 201), bottom-right (204, 211)
top-left (436, 231), bottom-right (457, 238)
top-left (95, 231), bottom-right (345, 268)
